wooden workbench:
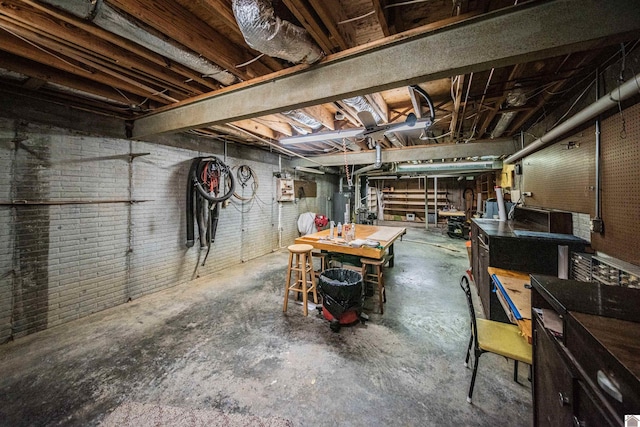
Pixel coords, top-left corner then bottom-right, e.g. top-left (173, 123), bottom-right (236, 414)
top-left (294, 224), bottom-right (406, 265)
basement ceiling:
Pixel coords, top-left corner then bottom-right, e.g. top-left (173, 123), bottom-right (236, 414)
top-left (0, 0), bottom-right (638, 166)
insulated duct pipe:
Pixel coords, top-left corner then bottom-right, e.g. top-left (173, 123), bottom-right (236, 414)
top-left (491, 88), bottom-right (527, 139)
top-left (343, 96), bottom-right (382, 124)
top-left (282, 110), bottom-right (323, 134)
top-left (232, 0), bottom-right (323, 64)
top-left (38, 0), bottom-right (237, 86)
top-left (505, 72), bottom-right (640, 164)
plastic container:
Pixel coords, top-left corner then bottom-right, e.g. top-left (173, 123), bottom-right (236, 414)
top-left (318, 268), bottom-right (363, 331)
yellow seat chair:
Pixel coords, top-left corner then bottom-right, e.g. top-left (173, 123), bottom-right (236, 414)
top-left (459, 274), bottom-right (532, 403)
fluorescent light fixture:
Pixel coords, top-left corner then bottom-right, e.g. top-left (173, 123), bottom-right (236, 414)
top-left (281, 128), bottom-right (362, 145)
top-left (294, 166), bottom-right (325, 175)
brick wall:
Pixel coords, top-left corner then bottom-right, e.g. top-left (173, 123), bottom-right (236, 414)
top-left (0, 118), bottom-right (336, 342)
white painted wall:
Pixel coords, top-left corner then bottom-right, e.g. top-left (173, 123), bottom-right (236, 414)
top-left (0, 118), bottom-right (336, 342)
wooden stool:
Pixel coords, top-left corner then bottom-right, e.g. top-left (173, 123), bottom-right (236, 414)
top-left (311, 251), bottom-right (328, 279)
top-left (284, 244), bottom-right (318, 316)
top-left (361, 257), bottom-right (385, 314)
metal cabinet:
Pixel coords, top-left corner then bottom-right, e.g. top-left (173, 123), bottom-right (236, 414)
top-left (470, 219), bottom-right (586, 322)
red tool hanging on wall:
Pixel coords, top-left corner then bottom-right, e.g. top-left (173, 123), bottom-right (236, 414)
top-left (186, 157), bottom-right (235, 265)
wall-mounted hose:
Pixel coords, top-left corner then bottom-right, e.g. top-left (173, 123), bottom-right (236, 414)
top-left (186, 157), bottom-right (235, 267)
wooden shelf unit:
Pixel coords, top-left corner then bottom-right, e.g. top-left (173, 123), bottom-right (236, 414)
top-left (382, 188), bottom-right (448, 222)
top-left (476, 173), bottom-right (496, 209)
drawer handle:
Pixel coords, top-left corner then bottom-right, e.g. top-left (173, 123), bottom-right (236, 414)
top-left (558, 392), bottom-right (570, 406)
top-left (597, 370), bottom-right (622, 403)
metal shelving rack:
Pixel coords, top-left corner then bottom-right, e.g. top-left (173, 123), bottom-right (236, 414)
top-left (591, 253), bottom-right (640, 288)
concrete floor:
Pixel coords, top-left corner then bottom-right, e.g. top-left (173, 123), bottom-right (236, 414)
top-left (0, 226), bottom-right (532, 426)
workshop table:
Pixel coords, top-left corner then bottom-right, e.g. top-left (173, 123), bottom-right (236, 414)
top-left (294, 224), bottom-right (406, 267)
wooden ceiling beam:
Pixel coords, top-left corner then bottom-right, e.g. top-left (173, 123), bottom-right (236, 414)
top-left (0, 29), bottom-right (173, 104)
top-left (301, 105), bottom-right (335, 130)
top-left (506, 50), bottom-right (602, 136)
top-left (282, 0), bottom-right (335, 53)
top-left (133, 0), bottom-right (640, 138)
top-left (105, 0), bottom-right (270, 80)
top-left (254, 115), bottom-right (293, 137)
top-left (0, 4), bottom-right (206, 96)
top-left (449, 75), bottom-right (465, 141)
top-left (0, 83), bottom-right (136, 119)
top-left (175, 0), bottom-right (284, 73)
top-left (0, 53), bottom-right (146, 106)
top-left (18, 0), bottom-right (219, 91)
top-left (275, 113), bottom-right (313, 134)
top-left (0, 19), bottom-right (179, 103)
top-left (230, 119), bottom-right (277, 139)
top-left (307, 0), bottom-right (355, 50)
top-left (371, 0), bottom-right (391, 37)
top-left (365, 93), bottom-right (389, 123)
top-left (477, 63), bottom-right (527, 137)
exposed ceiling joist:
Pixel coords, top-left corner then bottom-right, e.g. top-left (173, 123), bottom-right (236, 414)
top-left (105, 0), bottom-right (275, 80)
top-left (371, 0), bottom-right (390, 37)
top-left (132, 0), bottom-right (640, 139)
top-left (15, 0), bottom-right (219, 90)
top-left (292, 139), bottom-right (518, 167)
top-left (307, 0), bottom-right (355, 50)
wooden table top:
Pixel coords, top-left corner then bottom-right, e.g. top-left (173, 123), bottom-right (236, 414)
top-left (438, 210), bottom-right (466, 217)
top-left (488, 267), bottom-right (532, 344)
top-left (294, 224), bottom-right (406, 260)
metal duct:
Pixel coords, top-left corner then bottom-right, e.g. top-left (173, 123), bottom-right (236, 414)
top-left (343, 96), bottom-right (382, 124)
top-left (491, 88), bottom-right (527, 139)
top-left (505, 72), bottom-right (640, 164)
top-left (38, 0), bottom-right (237, 86)
top-left (375, 143), bottom-right (382, 168)
top-left (232, 0), bottom-right (323, 64)
top-left (282, 110), bottom-right (323, 134)
top-left (354, 144), bottom-right (383, 174)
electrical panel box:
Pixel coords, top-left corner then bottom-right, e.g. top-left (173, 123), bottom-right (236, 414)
top-left (276, 178), bottom-right (295, 202)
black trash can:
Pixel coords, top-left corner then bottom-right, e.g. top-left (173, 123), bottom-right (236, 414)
top-left (318, 268), bottom-right (364, 331)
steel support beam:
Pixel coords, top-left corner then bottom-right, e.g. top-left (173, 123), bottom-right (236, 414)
top-left (132, 0), bottom-right (640, 139)
top-left (291, 139), bottom-right (518, 167)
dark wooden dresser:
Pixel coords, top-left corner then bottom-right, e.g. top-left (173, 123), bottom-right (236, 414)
top-left (470, 218), bottom-right (587, 322)
top-left (531, 275), bottom-right (640, 426)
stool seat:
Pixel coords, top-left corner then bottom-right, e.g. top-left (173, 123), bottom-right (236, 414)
top-left (284, 244), bottom-right (318, 316)
top-left (360, 257), bottom-right (386, 314)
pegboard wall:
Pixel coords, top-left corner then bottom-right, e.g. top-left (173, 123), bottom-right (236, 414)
top-left (590, 102), bottom-right (640, 266)
top-left (522, 102), bottom-right (640, 266)
top-left (522, 129), bottom-right (595, 213)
